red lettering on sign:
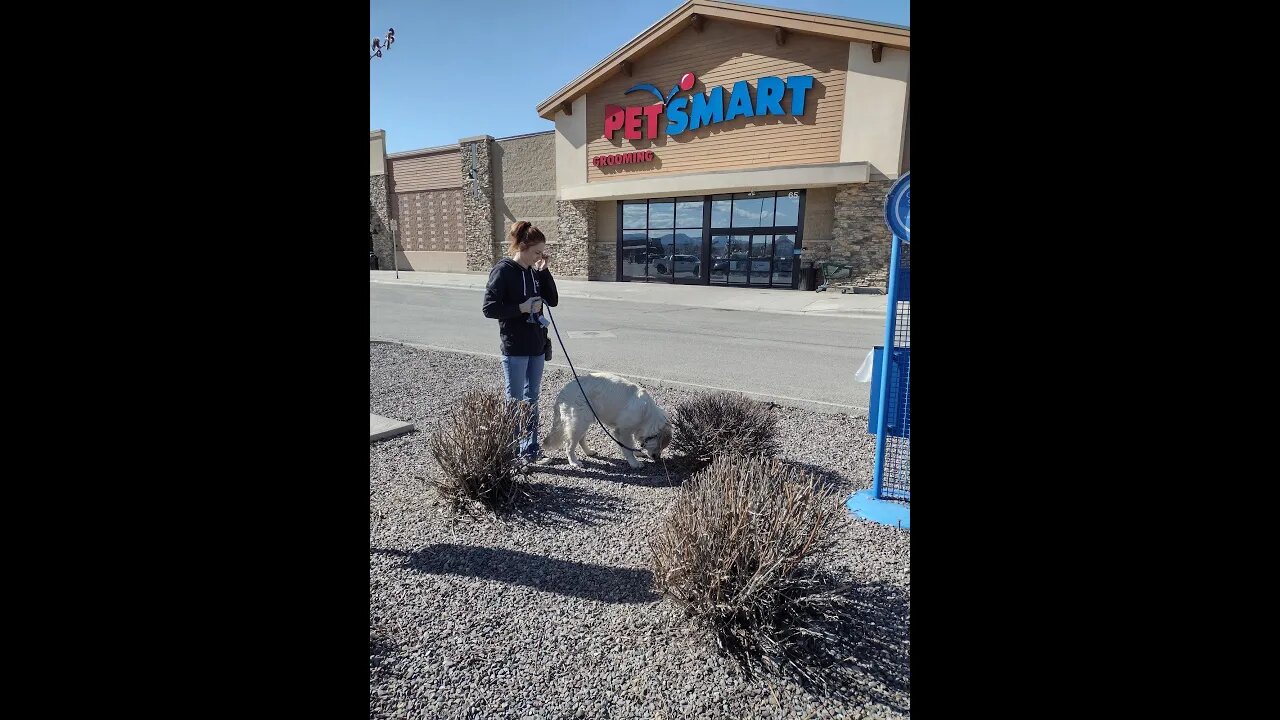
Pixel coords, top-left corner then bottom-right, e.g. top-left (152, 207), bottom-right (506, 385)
top-left (591, 150), bottom-right (656, 168)
top-left (624, 106), bottom-right (643, 140)
top-left (603, 105), bottom-right (624, 139)
top-left (643, 104), bottom-right (662, 138)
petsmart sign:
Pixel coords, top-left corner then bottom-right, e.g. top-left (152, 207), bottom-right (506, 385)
top-left (601, 71), bottom-right (815, 142)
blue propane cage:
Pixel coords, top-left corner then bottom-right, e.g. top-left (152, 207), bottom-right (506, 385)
top-left (867, 345), bottom-right (911, 438)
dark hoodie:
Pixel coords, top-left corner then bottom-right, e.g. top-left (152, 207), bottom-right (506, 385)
top-left (482, 258), bottom-right (559, 356)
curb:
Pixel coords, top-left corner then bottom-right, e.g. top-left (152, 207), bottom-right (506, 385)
top-left (370, 338), bottom-right (867, 417)
top-left (370, 412), bottom-right (415, 443)
top-left (369, 279), bottom-right (887, 320)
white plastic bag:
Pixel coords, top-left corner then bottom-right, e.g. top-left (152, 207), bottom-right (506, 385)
top-left (854, 349), bottom-right (875, 383)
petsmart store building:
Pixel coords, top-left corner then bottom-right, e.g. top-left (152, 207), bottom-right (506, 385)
top-left (368, 0), bottom-right (909, 290)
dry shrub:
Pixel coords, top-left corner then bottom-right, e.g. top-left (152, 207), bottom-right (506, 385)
top-left (427, 389), bottom-right (535, 515)
top-left (670, 392), bottom-right (779, 473)
top-left (650, 453), bottom-right (854, 684)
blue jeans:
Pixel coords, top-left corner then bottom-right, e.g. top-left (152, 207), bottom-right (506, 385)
top-left (501, 354), bottom-right (545, 457)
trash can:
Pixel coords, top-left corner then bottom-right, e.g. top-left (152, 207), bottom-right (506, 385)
top-left (798, 263), bottom-right (819, 291)
top-left (369, 251), bottom-right (379, 270)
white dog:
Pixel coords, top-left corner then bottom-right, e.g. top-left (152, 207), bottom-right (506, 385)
top-left (542, 372), bottom-right (672, 469)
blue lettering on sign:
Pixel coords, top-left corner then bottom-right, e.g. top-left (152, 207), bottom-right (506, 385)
top-left (755, 76), bottom-right (786, 116)
top-left (688, 87), bottom-right (725, 130)
top-left (665, 96), bottom-right (690, 135)
top-left (725, 80), bottom-right (755, 121)
top-left (786, 76), bottom-right (813, 115)
top-left (626, 73), bottom-right (816, 137)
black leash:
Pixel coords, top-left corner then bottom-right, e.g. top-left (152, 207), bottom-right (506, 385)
top-left (540, 304), bottom-right (674, 486)
top-left (543, 304), bottom-right (643, 452)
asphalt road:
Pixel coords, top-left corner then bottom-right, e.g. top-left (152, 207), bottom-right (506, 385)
top-left (370, 283), bottom-right (884, 414)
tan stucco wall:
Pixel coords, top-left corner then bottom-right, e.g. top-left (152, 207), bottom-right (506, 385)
top-left (492, 132), bottom-right (559, 249)
top-left (839, 43), bottom-right (909, 179)
top-left (395, 251), bottom-right (468, 272)
top-left (370, 131), bottom-right (387, 176)
top-left (554, 96), bottom-right (588, 196)
top-left (802, 186), bottom-right (836, 253)
top-left (594, 200), bottom-right (618, 281)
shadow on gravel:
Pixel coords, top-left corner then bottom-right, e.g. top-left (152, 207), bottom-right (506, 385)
top-left (785, 461), bottom-right (852, 495)
top-left (506, 481), bottom-right (625, 526)
top-left (372, 545), bottom-right (661, 604)
top-left (770, 580), bottom-right (912, 713)
top-left (534, 457), bottom-right (685, 488)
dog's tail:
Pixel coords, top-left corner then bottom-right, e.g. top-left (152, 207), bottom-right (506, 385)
top-left (542, 402), bottom-right (566, 450)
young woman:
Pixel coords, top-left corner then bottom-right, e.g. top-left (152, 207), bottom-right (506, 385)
top-left (482, 220), bottom-right (559, 462)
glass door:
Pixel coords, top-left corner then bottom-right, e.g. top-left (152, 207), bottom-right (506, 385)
top-left (748, 235), bottom-right (773, 285)
top-left (709, 234), bottom-right (730, 285)
top-left (772, 233), bottom-right (796, 288)
top-left (621, 190), bottom-right (803, 288)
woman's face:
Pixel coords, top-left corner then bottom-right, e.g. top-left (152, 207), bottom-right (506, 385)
top-left (519, 242), bottom-right (547, 266)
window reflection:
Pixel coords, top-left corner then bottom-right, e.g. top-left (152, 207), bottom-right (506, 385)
top-left (622, 191), bottom-right (802, 287)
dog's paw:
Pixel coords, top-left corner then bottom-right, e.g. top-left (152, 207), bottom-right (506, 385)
top-left (627, 460), bottom-right (643, 470)
top-left (581, 448), bottom-right (598, 458)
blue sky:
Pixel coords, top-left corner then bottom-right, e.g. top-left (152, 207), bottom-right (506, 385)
top-left (370, 0), bottom-right (909, 153)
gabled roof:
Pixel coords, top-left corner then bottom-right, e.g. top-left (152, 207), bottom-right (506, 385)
top-left (536, 0), bottom-right (910, 120)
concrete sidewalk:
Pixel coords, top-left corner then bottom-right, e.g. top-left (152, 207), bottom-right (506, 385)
top-left (370, 270), bottom-right (886, 319)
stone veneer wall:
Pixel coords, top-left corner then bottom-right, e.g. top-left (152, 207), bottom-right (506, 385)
top-left (830, 180), bottom-right (896, 288)
top-left (554, 200), bottom-right (595, 278)
top-left (461, 137), bottom-right (496, 271)
top-left (369, 175), bottom-right (393, 269)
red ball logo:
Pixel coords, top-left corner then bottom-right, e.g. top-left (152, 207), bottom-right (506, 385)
top-left (679, 72), bottom-right (696, 91)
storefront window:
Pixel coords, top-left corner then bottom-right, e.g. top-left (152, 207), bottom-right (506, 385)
top-left (647, 199), bottom-right (675, 229)
top-left (731, 192), bottom-right (775, 227)
top-left (710, 195), bottom-right (732, 227)
top-left (774, 191), bottom-right (801, 226)
top-left (621, 197), bottom-right (706, 283)
top-left (620, 190), bottom-right (802, 287)
top-left (622, 201), bottom-right (647, 230)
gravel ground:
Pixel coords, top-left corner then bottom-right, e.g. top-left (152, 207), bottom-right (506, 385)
top-left (370, 342), bottom-right (910, 720)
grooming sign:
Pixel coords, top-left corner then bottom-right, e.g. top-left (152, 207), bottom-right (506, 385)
top-left (596, 71), bottom-right (815, 164)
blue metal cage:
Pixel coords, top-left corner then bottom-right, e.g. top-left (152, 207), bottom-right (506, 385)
top-left (847, 175), bottom-right (909, 528)
top-left (867, 346), bottom-right (911, 438)
top-left (870, 239), bottom-right (910, 504)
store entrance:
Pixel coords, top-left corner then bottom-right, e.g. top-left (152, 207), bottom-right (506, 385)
top-left (618, 190), bottom-right (804, 289)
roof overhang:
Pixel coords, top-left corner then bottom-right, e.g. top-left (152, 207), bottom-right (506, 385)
top-left (536, 0), bottom-right (909, 120)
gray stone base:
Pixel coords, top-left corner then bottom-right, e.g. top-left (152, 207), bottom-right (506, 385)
top-left (555, 200), bottom-right (595, 278)
top-left (462, 138), bottom-right (496, 271)
top-left (828, 180), bottom-right (895, 289)
top-left (370, 175), bottom-right (393, 270)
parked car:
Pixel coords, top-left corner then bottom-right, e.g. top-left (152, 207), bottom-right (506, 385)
top-left (711, 255), bottom-right (778, 275)
top-left (652, 254), bottom-right (700, 276)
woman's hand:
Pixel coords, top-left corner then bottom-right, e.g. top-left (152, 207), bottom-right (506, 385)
top-left (534, 253), bottom-right (551, 272)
